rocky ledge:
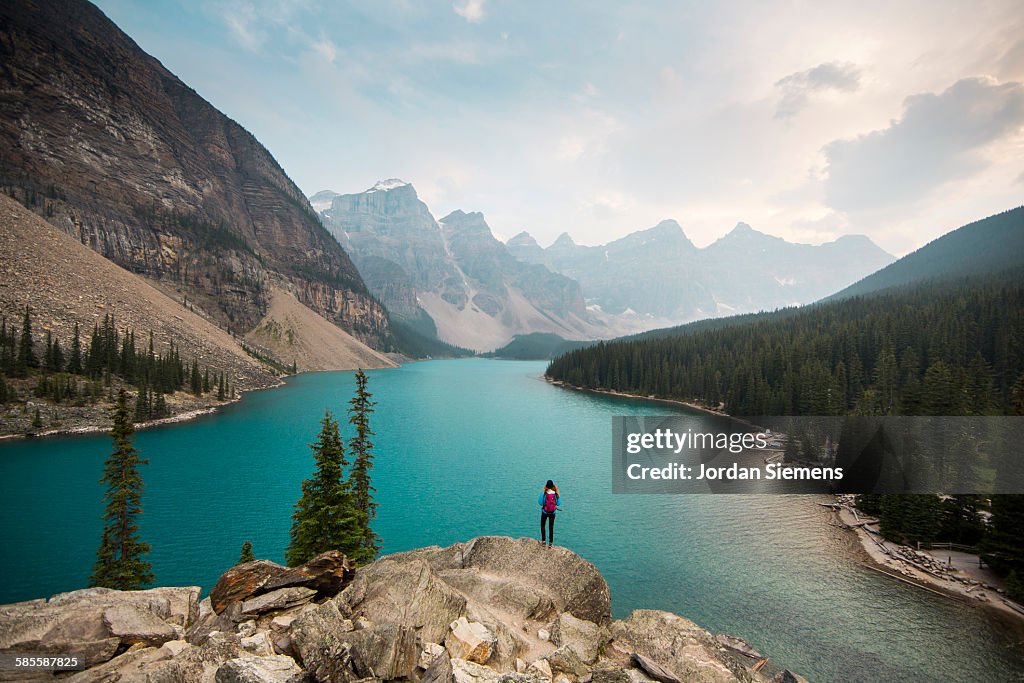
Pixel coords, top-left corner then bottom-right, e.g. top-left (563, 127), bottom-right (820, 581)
top-left (0, 537), bottom-right (806, 682)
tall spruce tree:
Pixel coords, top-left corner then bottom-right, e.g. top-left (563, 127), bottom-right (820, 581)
top-left (90, 389), bottom-right (154, 590)
top-left (285, 410), bottom-right (360, 567)
top-left (347, 369), bottom-right (380, 563)
top-left (15, 306), bottom-right (36, 377)
top-left (68, 323), bottom-right (83, 374)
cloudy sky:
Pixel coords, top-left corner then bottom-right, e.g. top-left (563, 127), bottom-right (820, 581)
top-left (95, 0), bottom-right (1023, 255)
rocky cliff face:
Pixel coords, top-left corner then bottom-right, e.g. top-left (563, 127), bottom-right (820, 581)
top-left (0, 0), bottom-right (390, 347)
top-left (317, 183), bottom-right (608, 352)
top-left (509, 221), bottom-right (894, 325)
top-left (0, 537), bottom-right (806, 683)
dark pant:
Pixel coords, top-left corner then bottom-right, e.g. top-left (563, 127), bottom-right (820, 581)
top-left (541, 512), bottom-right (555, 544)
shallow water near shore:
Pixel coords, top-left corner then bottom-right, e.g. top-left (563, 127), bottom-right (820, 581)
top-left (1, 359), bottom-right (1022, 682)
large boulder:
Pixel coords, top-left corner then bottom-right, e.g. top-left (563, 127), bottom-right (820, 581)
top-left (342, 623), bottom-right (418, 679)
top-left (0, 586), bottom-right (200, 667)
top-left (288, 600), bottom-right (356, 682)
top-left (215, 654), bottom-right (307, 683)
top-left (102, 603), bottom-right (179, 645)
top-left (438, 570), bottom-right (557, 622)
top-left (263, 550), bottom-right (354, 597)
top-left (337, 557), bottom-right (468, 645)
top-left (141, 631), bottom-right (243, 681)
top-left (445, 617), bottom-right (497, 664)
top-left (65, 643), bottom-right (173, 682)
top-left (452, 657), bottom-right (503, 683)
top-left (211, 551), bottom-right (353, 615)
top-left (423, 647), bottom-right (455, 683)
top-left (240, 587), bottom-right (317, 617)
top-left (610, 611), bottom-right (749, 683)
top-left (551, 612), bottom-right (609, 664)
top-left (548, 645), bottom-right (591, 677)
top-left (211, 561), bottom-right (292, 614)
top-left (291, 599), bottom-right (418, 682)
top-left (461, 537), bottom-right (612, 626)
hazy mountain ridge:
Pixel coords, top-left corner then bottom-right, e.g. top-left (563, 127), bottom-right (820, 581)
top-left (315, 182), bottom-right (615, 351)
top-left (0, 0), bottom-right (390, 349)
top-left (509, 220), bottom-right (894, 322)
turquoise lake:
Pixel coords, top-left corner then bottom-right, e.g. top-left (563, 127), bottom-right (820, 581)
top-left (1, 359), bottom-right (1022, 682)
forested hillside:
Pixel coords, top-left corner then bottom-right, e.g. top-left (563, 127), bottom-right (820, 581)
top-left (829, 206), bottom-right (1024, 300)
top-left (547, 271), bottom-right (1024, 416)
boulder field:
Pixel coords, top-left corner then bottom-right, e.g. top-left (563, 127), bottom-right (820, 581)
top-left (0, 537), bottom-right (806, 682)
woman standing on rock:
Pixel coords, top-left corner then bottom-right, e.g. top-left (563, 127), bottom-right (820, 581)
top-left (539, 480), bottom-right (560, 547)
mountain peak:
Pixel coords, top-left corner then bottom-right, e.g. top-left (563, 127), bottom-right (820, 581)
top-left (552, 232), bottom-right (576, 248)
top-left (368, 178), bottom-right (410, 193)
top-left (309, 190), bottom-right (340, 212)
top-left (440, 209), bottom-right (485, 223)
top-left (717, 222), bottom-right (779, 244)
top-left (507, 231), bottom-right (540, 248)
top-left (649, 219), bottom-right (694, 246)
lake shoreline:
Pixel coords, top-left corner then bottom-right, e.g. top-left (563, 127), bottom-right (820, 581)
top-left (544, 377), bottom-right (728, 416)
top-left (0, 379), bottom-right (282, 443)
top-left (831, 498), bottom-right (1024, 628)
top-left (0, 356), bottom-right (422, 442)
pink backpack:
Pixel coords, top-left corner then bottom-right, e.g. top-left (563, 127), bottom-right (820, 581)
top-left (543, 491), bottom-right (558, 513)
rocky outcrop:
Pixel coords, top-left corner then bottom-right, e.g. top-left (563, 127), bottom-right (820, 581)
top-left (0, 538), bottom-right (805, 682)
top-left (0, 586), bottom-right (199, 667)
top-left (0, 0), bottom-right (390, 347)
top-left (210, 551), bottom-right (353, 614)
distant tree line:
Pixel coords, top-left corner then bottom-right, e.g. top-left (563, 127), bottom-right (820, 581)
top-left (0, 307), bottom-right (234, 422)
top-left (547, 276), bottom-right (1024, 417)
top-left (546, 272), bottom-right (1024, 600)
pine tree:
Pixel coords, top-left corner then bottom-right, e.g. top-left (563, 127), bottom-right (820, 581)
top-left (190, 360), bottom-right (201, 395)
top-left (43, 330), bottom-right (55, 371)
top-left (285, 410), bottom-right (360, 567)
top-left (874, 345), bottom-right (898, 413)
top-left (52, 338), bottom-right (64, 373)
top-left (68, 323), bottom-right (83, 374)
top-left (217, 373), bottom-right (225, 401)
top-left (1011, 372), bottom-right (1024, 416)
top-left (347, 369), bottom-right (381, 563)
top-left (15, 306), bottom-right (36, 377)
top-left (238, 540), bottom-right (255, 564)
top-left (135, 383), bottom-right (149, 421)
top-left (31, 405), bottom-right (43, 429)
top-left (0, 375), bottom-right (8, 403)
top-left (90, 389), bottom-right (154, 590)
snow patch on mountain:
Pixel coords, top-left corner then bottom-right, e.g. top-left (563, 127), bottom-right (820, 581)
top-left (367, 178), bottom-right (409, 192)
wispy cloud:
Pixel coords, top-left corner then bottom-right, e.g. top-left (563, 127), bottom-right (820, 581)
top-left (217, 1), bottom-right (265, 51)
top-left (823, 76), bottom-right (1024, 211)
top-left (775, 62), bottom-right (861, 119)
top-left (311, 36), bottom-right (337, 63)
top-left (453, 0), bottom-right (485, 23)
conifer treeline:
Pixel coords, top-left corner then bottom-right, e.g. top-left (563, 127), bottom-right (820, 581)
top-left (547, 276), bottom-right (1024, 417)
top-left (0, 308), bottom-right (234, 418)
